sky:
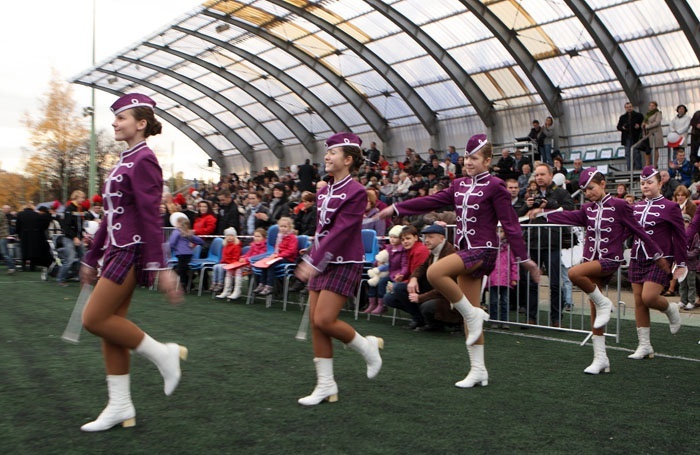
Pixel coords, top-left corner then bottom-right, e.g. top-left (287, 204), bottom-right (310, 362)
top-left (0, 0), bottom-right (220, 181)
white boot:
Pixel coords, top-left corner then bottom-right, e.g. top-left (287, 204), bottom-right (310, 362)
top-left (664, 302), bottom-right (682, 334)
top-left (80, 374), bottom-right (136, 432)
top-left (453, 296), bottom-right (489, 346)
top-left (584, 335), bottom-right (610, 374)
top-left (228, 275), bottom-right (243, 300)
top-left (298, 358), bottom-right (338, 406)
top-left (455, 343), bottom-right (488, 388)
top-left (589, 287), bottom-right (612, 329)
top-left (135, 334), bottom-right (188, 396)
top-left (216, 275), bottom-right (233, 299)
top-left (347, 332), bottom-right (384, 379)
top-left (628, 327), bottom-right (654, 359)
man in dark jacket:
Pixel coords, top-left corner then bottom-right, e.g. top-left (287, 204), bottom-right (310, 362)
top-left (617, 102), bottom-right (645, 170)
top-left (216, 189), bottom-right (240, 236)
top-left (384, 223), bottom-right (461, 331)
top-left (297, 159), bottom-right (317, 193)
top-left (518, 164), bottom-right (575, 326)
top-left (57, 190), bottom-right (86, 285)
top-left (15, 202), bottom-right (52, 271)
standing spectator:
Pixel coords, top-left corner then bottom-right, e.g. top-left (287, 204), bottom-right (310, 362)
top-left (668, 148), bottom-right (693, 187)
top-left (487, 227), bottom-right (518, 327)
top-left (540, 116), bottom-right (557, 165)
top-left (16, 202), bottom-right (52, 272)
top-left (617, 102), bottom-right (645, 170)
top-left (365, 141), bottom-right (381, 166)
top-left (689, 108), bottom-right (700, 164)
top-left (519, 163), bottom-right (576, 327)
top-left (215, 189), bottom-right (240, 236)
top-left (642, 101), bottom-right (663, 167)
top-left (0, 204), bottom-right (15, 274)
top-left (681, 214), bottom-right (699, 310)
top-left (57, 190), bottom-right (86, 286)
top-left (528, 119), bottom-right (544, 162)
top-left (297, 158), bottom-right (316, 193)
top-left (668, 104), bottom-right (691, 148)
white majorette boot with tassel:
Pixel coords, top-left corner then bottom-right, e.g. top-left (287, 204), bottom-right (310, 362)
top-left (588, 286), bottom-right (613, 329)
top-left (135, 334), bottom-right (188, 396)
top-left (664, 302), bottom-right (682, 334)
top-left (80, 374), bottom-right (136, 432)
top-left (298, 358), bottom-right (338, 406)
top-left (584, 335), bottom-right (610, 374)
top-left (628, 327), bottom-right (654, 359)
top-left (455, 343), bottom-right (488, 388)
top-left (347, 332), bottom-right (384, 379)
top-left (216, 274), bottom-right (233, 299)
top-left (452, 296), bottom-right (489, 346)
top-left (228, 275), bottom-right (243, 300)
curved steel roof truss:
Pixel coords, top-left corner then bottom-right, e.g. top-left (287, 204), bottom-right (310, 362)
top-left (127, 51), bottom-right (285, 158)
top-left (166, 27), bottom-right (350, 134)
top-left (458, 0), bottom-right (563, 118)
top-left (100, 68), bottom-right (255, 162)
top-left (201, 9), bottom-right (390, 143)
top-left (264, 0), bottom-right (438, 139)
top-left (664, 0), bottom-right (700, 64)
top-left (363, 0), bottom-right (495, 127)
top-left (564, 0), bottom-right (641, 106)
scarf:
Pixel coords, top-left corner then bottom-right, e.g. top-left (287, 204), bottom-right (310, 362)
top-left (643, 108), bottom-right (659, 123)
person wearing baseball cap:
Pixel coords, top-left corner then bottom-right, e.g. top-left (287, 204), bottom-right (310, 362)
top-left (78, 94), bottom-right (187, 432)
top-left (377, 134), bottom-right (540, 389)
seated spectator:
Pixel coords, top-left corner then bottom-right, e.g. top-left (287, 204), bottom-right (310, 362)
top-left (614, 183), bottom-right (627, 199)
top-left (492, 149), bottom-right (516, 180)
top-left (294, 191), bottom-right (317, 236)
top-left (255, 217), bottom-right (298, 296)
top-left (566, 158), bottom-right (584, 194)
top-left (660, 170), bottom-right (680, 200)
top-left (213, 227), bottom-right (243, 299)
top-left (673, 185), bottom-right (696, 220)
top-left (379, 175), bottom-right (396, 204)
top-left (384, 223), bottom-right (459, 331)
top-left (517, 163), bottom-right (532, 194)
top-left (394, 172), bottom-right (411, 202)
top-left (169, 217), bottom-right (204, 293)
top-left (363, 225), bottom-right (408, 315)
top-left (668, 148), bottom-right (693, 187)
top-left (363, 190), bottom-right (386, 236)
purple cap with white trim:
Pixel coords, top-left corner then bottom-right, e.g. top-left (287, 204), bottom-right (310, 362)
top-left (110, 93), bottom-right (156, 115)
top-left (465, 134), bottom-right (488, 157)
top-left (579, 167), bottom-right (601, 189)
top-left (325, 132), bottom-right (362, 151)
top-left (640, 165), bottom-right (659, 181)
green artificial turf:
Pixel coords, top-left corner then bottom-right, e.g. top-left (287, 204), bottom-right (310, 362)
top-left (1, 271), bottom-right (699, 454)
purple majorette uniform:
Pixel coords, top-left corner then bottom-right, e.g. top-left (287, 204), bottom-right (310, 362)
top-left (304, 132), bottom-right (368, 297)
top-left (544, 193), bottom-right (664, 276)
top-left (82, 141), bottom-right (167, 284)
top-left (393, 171), bottom-right (529, 277)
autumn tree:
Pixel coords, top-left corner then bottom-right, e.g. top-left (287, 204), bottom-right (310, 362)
top-left (0, 172), bottom-right (40, 210)
top-left (23, 69), bottom-right (88, 202)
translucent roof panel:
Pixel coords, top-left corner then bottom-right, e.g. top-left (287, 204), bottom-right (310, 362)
top-left (70, 0), bottom-right (700, 161)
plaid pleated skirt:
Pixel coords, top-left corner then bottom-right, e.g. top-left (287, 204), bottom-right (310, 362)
top-left (589, 258), bottom-right (623, 286)
top-left (308, 262), bottom-right (363, 297)
top-left (628, 258), bottom-right (670, 287)
top-left (101, 244), bottom-right (152, 287)
top-left (456, 248), bottom-right (498, 279)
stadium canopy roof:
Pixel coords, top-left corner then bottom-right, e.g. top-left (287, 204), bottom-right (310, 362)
top-left (73, 0), bottom-right (700, 166)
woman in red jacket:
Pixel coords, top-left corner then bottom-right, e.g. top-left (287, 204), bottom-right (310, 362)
top-left (193, 200), bottom-right (217, 259)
